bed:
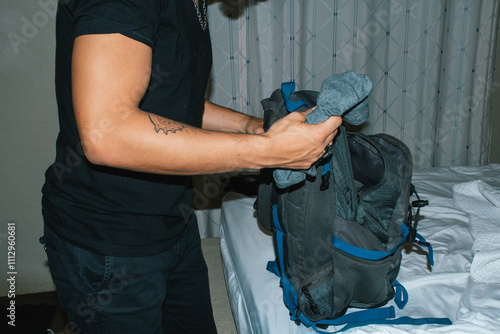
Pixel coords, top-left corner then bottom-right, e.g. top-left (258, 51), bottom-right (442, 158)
top-left (219, 164), bottom-right (500, 333)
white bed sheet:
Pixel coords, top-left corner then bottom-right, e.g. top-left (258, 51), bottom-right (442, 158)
top-left (220, 165), bottom-right (500, 334)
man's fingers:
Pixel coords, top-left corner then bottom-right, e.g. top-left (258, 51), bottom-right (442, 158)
top-left (263, 112), bottom-right (342, 170)
top-left (315, 116), bottom-right (341, 142)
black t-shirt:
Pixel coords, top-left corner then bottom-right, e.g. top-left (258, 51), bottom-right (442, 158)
top-left (42, 0), bottom-right (212, 256)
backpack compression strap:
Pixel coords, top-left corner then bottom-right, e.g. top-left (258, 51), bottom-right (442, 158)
top-left (281, 82), bottom-right (310, 111)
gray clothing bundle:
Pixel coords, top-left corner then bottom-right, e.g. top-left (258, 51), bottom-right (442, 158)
top-left (274, 71), bottom-right (374, 188)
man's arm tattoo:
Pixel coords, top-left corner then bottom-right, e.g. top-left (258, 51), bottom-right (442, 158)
top-left (148, 113), bottom-right (186, 135)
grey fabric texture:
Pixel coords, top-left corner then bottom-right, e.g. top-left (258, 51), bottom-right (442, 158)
top-left (273, 71), bottom-right (374, 189)
top-left (306, 71), bottom-right (373, 125)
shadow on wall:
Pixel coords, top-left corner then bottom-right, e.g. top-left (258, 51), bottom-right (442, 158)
top-left (209, 0), bottom-right (268, 18)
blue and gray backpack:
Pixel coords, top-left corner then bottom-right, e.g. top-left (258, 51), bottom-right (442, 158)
top-left (256, 79), bottom-right (451, 332)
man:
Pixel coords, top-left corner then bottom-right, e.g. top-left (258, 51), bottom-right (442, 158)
top-left (41, 1), bottom-right (341, 333)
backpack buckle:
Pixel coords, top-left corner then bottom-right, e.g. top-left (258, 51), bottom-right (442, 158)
top-left (406, 185), bottom-right (429, 244)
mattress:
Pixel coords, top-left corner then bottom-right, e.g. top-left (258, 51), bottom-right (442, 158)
top-left (220, 164), bottom-right (500, 333)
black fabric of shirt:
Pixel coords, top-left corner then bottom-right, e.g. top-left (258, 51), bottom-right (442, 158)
top-left (42, 0), bottom-right (213, 256)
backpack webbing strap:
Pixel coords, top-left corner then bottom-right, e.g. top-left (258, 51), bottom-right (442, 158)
top-left (335, 316), bottom-right (452, 333)
top-left (332, 224), bottom-right (409, 261)
top-left (281, 82), bottom-right (310, 111)
top-left (415, 232), bottom-right (435, 266)
top-left (392, 280), bottom-right (409, 309)
top-left (270, 205), bottom-right (300, 315)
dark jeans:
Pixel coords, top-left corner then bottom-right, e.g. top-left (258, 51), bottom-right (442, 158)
top-left (41, 218), bottom-right (217, 334)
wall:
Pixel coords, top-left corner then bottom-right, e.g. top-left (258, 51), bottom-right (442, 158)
top-left (1, 0), bottom-right (59, 295)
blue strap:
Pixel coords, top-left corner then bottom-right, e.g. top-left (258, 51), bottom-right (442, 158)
top-left (271, 205), bottom-right (300, 316)
top-left (281, 82), bottom-right (309, 111)
top-left (416, 232), bottom-right (435, 266)
top-left (322, 156), bottom-right (332, 176)
top-left (332, 224), bottom-right (409, 261)
top-left (271, 205), bottom-right (286, 278)
top-left (292, 307), bottom-right (396, 333)
top-left (319, 307), bottom-right (395, 326)
top-left (337, 316), bottom-right (452, 332)
top-left (392, 280), bottom-right (408, 309)
top-left (266, 260), bottom-right (280, 277)
top-left (304, 307), bottom-right (396, 333)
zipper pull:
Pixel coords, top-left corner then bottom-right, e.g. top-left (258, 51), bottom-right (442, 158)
top-left (320, 156), bottom-right (332, 191)
top-left (320, 170), bottom-right (330, 191)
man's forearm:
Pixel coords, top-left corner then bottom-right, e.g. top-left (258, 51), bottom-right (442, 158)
top-left (201, 100), bottom-right (263, 134)
top-left (80, 105), bottom-right (266, 175)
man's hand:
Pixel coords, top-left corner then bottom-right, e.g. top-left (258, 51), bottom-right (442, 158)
top-left (260, 111), bottom-right (342, 170)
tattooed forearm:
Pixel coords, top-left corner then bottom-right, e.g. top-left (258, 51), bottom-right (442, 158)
top-left (148, 113), bottom-right (186, 135)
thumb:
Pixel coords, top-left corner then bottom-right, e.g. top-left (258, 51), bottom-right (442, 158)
top-left (318, 115), bottom-right (342, 133)
top-left (300, 105), bottom-right (317, 116)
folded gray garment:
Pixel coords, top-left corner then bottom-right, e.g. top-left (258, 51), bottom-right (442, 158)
top-left (274, 71), bottom-right (374, 189)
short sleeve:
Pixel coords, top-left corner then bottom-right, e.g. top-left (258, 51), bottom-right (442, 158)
top-left (72, 0), bottom-right (160, 48)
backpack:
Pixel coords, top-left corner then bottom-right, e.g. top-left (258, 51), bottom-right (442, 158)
top-left (256, 83), bottom-right (451, 332)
